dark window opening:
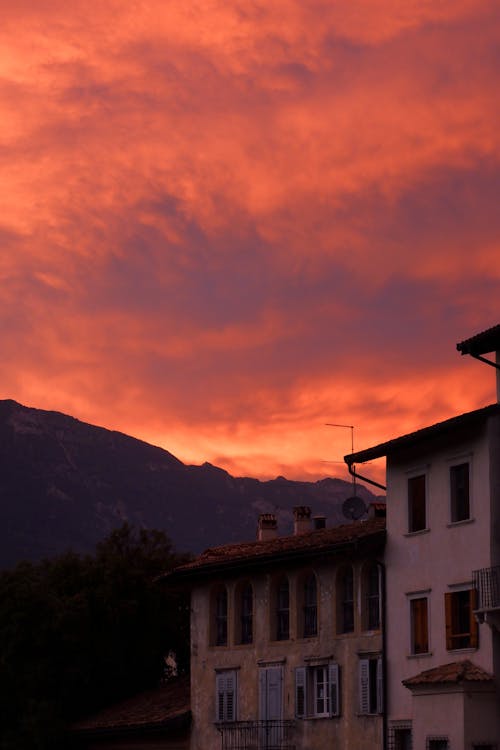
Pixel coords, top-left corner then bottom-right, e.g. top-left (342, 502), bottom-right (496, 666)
top-left (408, 474), bottom-right (426, 532)
top-left (240, 584), bottom-right (253, 644)
top-left (303, 574), bottom-right (317, 637)
top-left (445, 589), bottom-right (478, 650)
top-left (276, 579), bottom-right (289, 640)
top-left (216, 589), bottom-right (228, 646)
top-left (340, 567), bottom-right (354, 633)
top-left (367, 563), bottom-right (380, 630)
top-left (410, 597), bottom-right (429, 654)
top-left (450, 463), bottom-right (470, 522)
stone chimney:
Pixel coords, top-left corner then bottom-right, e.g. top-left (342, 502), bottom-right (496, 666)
top-left (257, 513), bottom-right (278, 541)
top-left (293, 506), bottom-right (312, 535)
top-left (312, 515), bottom-right (326, 530)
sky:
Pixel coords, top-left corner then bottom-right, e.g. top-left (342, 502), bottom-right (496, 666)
top-left (1, 0), bottom-right (499, 484)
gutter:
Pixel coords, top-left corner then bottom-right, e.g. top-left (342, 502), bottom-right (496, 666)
top-left (345, 459), bottom-right (387, 492)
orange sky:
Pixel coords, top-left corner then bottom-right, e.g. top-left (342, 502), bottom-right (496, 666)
top-left (1, 0), bottom-right (499, 484)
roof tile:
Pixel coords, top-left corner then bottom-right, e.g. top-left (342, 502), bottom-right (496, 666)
top-left (403, 660), bottom-right (493, 688)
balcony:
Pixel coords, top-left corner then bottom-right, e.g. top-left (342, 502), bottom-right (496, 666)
top-left (473, 566), bottom-right (500, 629)
top-left (217, 720), bottom-right (296, 750)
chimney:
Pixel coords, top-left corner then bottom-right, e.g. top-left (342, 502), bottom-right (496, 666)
top-left (293, 506), bottom-right (312, 535)
top-left (257, 513), bottom-right (278, 541)
top-left (312, 515), bottom-right (326, 530)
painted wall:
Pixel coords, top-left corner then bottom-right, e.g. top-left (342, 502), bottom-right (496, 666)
top-left (189, 554), bottom-right (383, 750)
top-left (384, 414), bottom-right (499, 736)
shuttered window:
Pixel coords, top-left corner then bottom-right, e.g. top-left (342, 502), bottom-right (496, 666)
top-left (295, 663), bottom-right (340, 718)
top-left (450, 463), bottom-right (470, 522)
top-left (359, 656), bottom-right (382, 715)
top-left (410, 597), bottom-right (429, 654)
top-left (445, 589), bottom-right (478, 650)
top-left (408, 475), bottom-right (426, 532)
top-left (216, 670), bottom-right (237, 722)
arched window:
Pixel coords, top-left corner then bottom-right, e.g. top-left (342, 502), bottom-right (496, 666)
top-left (215, 587), bottom-right (228, 646)
top-left (303, 573), bottom-right (318, 637)
top-left (365, 562), bottom-right (381, 630)
top-left (276, 577), bottom-right (290, 640)
top-left (240, 583), bottom-right (253, 644)
top-left (337, 566), bottom-right (354, 634)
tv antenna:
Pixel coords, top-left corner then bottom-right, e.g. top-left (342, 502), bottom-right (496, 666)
top-left (325, 423), bottom-right (367, 521)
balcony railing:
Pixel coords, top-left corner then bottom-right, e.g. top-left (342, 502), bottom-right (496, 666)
top-left (473, 566), bottom-right (500, 610)
top-left (217, 720), bottom-right (296, 750)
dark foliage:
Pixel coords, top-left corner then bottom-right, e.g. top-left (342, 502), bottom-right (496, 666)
top-left (0, 524), bottom-right (190, 750)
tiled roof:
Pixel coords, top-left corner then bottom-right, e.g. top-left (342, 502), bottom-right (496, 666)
top-left (457, 324), bottom-right (500, 356)
top-left (402, 660), bottom-right (493, 688)
top-left (345, 404), bottom-right (500, 465)
top-left (166, 517), bottom-right (385, 579)
top-left (71, 676), bottom-right (190, 734)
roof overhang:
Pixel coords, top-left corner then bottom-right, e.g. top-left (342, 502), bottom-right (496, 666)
top-left (456, 324), bottom-right (500, 356)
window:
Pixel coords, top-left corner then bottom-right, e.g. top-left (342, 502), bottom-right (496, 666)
top-left (216, 670), bottom-right (237, 722)
top-left (337, 566), bottom-right (354, 634)
top-left (303, 573), bottom-right (318, 637)
top-left (359, 656), bottom-right (382, 715)
top-left (408, 474), bottom-right (426, 532)
top-left (426, 738), bottom-right (449, 750)
top-left (276, 577), bottom-right (289, 641)
top-left (445, 589), bottom-right (478, 650)
top-left (295, 663), bottom-right (340, 718)
top-left (240, 583), bottom-right (253, 644)
top-left (410, 597), bottom-right (429, 654)
top-left (215, 588), bottom-right (228, 646)
top-left (390, 723), bottom-right (413, 750)
top-left (364, 562), bottom-right (381, 630)
top-left (450, 462), bottom-right (470, 522)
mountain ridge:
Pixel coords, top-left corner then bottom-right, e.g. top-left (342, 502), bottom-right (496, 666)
top-left (0, 399), bottom-right (382, 568)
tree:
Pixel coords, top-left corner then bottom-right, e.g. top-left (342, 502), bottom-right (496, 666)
top-left (0, 524), bottom-right (190, 749)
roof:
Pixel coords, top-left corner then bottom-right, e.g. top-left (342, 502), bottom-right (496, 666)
top-left (457, 324), bottom-right (500, 356)
top-left (345, 403), bottom-right (500, 465)
top-left (165, 517), bottom-right (386, 580)
top-left (402, 660), bottom-right (493, 689)
top-left (71, 676), bottom-right (190, 735)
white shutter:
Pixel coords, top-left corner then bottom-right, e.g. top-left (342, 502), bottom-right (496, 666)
top-left (376, 657), bottom-right (383, 714)
top-left (216, 673), bottom-right (225, 722)
top-left (226, 671), bottom-right (236, 721)
top-left (328, 662), bottom-right (340, 717)
top-left (359, 659), bottom-right (369, 714)
top-left (267, 667), bottom-right (283, 721)
top-left (259, 669), bottom-right (267, 721)
top-left (295, 667), bottom-right (307, 718)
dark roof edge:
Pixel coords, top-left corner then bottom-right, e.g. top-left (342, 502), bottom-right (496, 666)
top-left (456, 324), bottom-right (500, 356)
top-left (71, 710), bottom-right (191, 738)
top-left (165, 529), bottom-right (386, 581)
top-left (345, 404), bottom-right (500, 465)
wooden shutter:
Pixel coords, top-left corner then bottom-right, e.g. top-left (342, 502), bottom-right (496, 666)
top-left (469, 588), bottom-right (479, 648)
top-left (216, 673), bottom-right (225, 722)
top-left (376, 657), bottom-right (383, 714)
top-left (328, 663), bottom-right (340, 717)
top-left (295, 667), bottom-right (307, 718)
top-left (359, 659), bottom-right (369, 714)
top-left (444, 592), bottom-right (453, 650)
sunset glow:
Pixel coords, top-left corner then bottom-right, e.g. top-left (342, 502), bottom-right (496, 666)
top-left (1, 1), bottom-right (499, 481)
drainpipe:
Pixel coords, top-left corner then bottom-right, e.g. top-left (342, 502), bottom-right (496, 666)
top-left (380, 560), bottom-right (388, 750)
top-left (346, 461), bottom-right (387, 492)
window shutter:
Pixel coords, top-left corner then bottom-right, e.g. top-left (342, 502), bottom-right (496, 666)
top-left (444, 592), bottom-right (453, 650)
top-left (376, 657), bottom-right (383, 714)
top-left (295, 667), bottom-right (307, 718)
top-left (216, 673), bottom-right (225, 722)
top-left (359, 659), bottom-right (369, 714)
top-left (469, 589), bottom-right (479, 648)
top-left (226, 672), bottom-right (236, 721)
top-left (328, 663), bottom-right (340, 717)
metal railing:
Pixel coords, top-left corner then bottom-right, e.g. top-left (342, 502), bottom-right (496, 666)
top-left (217, 720), bottom-right (295, 750)
top-left (473, 566), bottom-right (500, 610)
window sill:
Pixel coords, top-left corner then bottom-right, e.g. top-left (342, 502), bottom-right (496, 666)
top-left (446, 646), bottom-right (478, 654)
top-left (407, 651), bottom-right (433, 659)
top-left (447, 518), bottom-right (475, 528)
top-left (404, 528), bottom-right (430, 537)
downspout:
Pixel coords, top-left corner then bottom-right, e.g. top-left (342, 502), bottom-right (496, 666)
top-left (346, 461), bottom-right (387, 492)
top-left (380, 561), bottom-right (388, 750)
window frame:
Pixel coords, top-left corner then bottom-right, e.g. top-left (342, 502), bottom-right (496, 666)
top-left (337, 565), bottom-right (355, 634)
top-left (276, 577), bottom-right (290, 641)
top-left (295, 662), bottom-right (340, 719)
top-left (409, 595), bottom-right (430, 655)
top-left (239, 582), bottom-right (253, 645)
top-left (407, 473), bottom-right (427, 533)
top-left (363, 561), bottom-right (381, 631)
top-left (358, 655), bottom-right (383, 715)
top-left (449, 461), bottom-right (471, 523)
top-left (445, 587), bottom-right (478, 650)
top-left (303, 573), bottom-right (318, 638)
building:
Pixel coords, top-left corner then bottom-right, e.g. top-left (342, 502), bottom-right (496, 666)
top-left (345, 325), bottom-right (500, 749)
top-left (167, 508), bottom-right (386, 750)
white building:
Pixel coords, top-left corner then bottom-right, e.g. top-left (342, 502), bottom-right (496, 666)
top-left (345, 325), bottom-right (500, 750)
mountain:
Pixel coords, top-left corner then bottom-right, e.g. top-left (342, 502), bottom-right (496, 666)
top-left (0, 400), bottom-right (382, 568)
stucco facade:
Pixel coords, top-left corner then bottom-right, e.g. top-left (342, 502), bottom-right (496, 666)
top-left (348, 404), bottom-right (500, 749)
top-left (170, 512), bottom-right (386, 750)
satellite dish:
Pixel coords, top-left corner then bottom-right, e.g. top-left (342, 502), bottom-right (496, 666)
top-left (342, 495), bottom-right (368, 521)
